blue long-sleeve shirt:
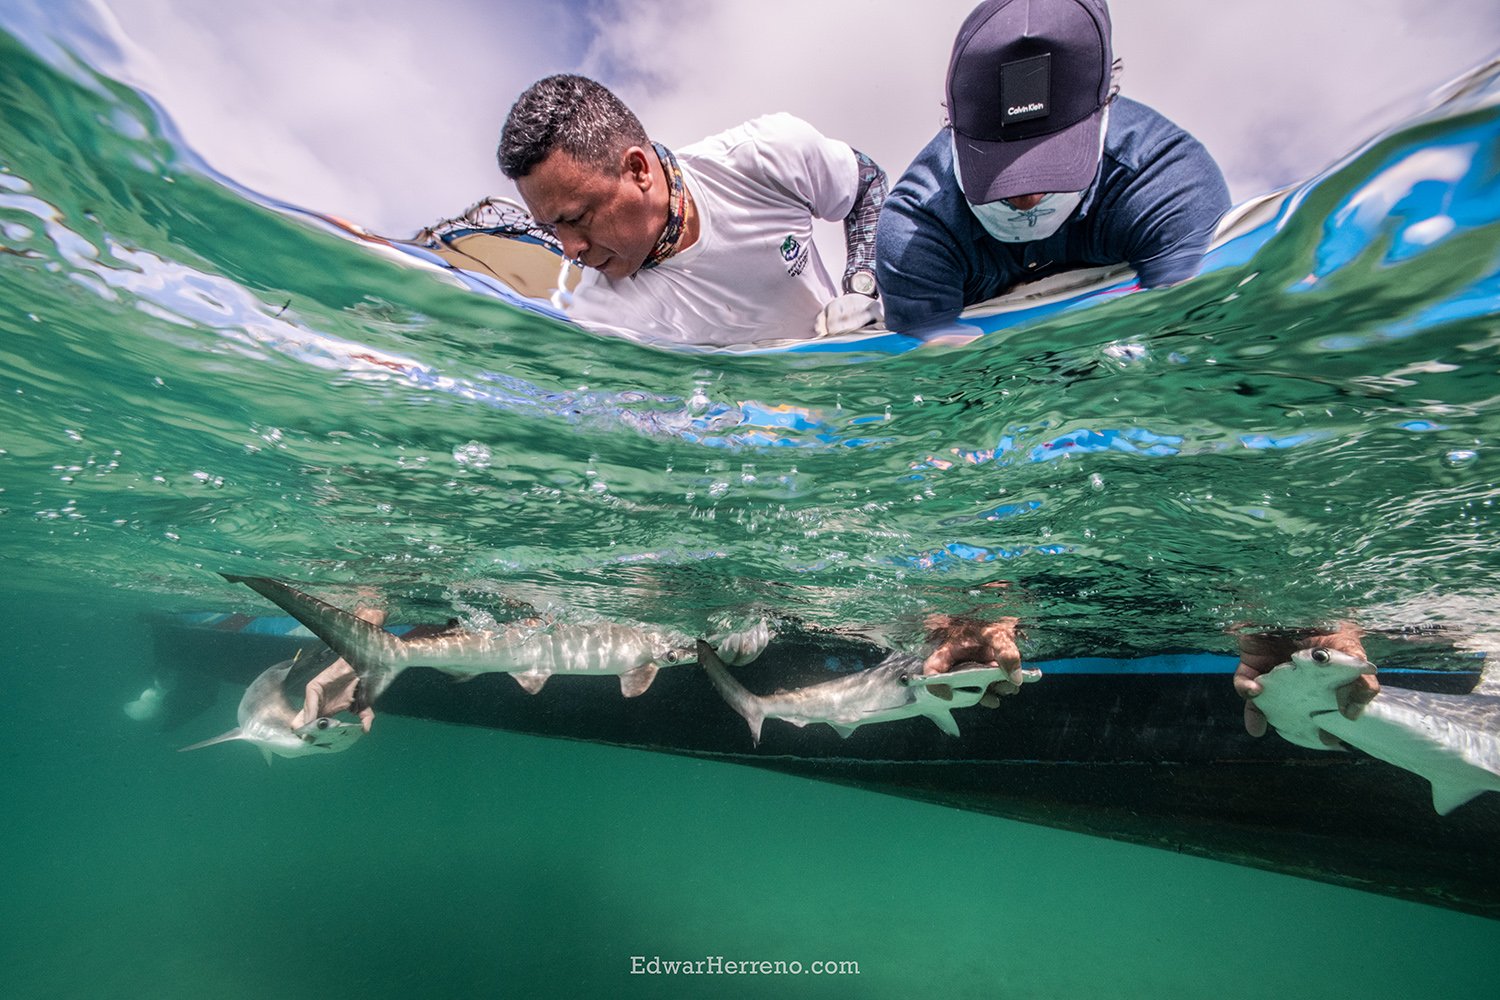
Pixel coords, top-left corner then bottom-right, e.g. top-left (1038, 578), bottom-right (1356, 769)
top-left (875, 97), bottom-right (1231, 333)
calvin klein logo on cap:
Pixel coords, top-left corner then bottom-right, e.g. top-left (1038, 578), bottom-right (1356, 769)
top-left (1000, 53), bottom-right (1051, 124)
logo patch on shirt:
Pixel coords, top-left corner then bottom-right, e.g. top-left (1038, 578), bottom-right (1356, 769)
top-left (1001, 53), bottom-right (1050, 124)
top-left (780, 235), bottom-right (809, 277)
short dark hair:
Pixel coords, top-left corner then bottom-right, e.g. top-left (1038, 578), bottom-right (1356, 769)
top-left (497, 74), bottom-right (649, 179)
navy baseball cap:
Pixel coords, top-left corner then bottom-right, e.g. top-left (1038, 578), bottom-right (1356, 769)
top-left (946, 0), bottom-right (1112, 203)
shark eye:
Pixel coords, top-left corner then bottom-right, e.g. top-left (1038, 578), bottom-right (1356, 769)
top-left (1309, 648), bottom-right (1331, 664)
top-left (315, 717), bottom-right (333, 730)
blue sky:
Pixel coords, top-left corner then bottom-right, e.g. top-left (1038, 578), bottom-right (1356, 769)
top-left (5, 0), bottom-right (1498, 235)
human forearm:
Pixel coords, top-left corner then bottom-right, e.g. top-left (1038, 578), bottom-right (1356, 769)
top-left (841, 148), bottom-right (886, 294)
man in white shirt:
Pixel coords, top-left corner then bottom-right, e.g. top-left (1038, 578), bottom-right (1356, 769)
top-left (497, 74), bottom-right (886, 347)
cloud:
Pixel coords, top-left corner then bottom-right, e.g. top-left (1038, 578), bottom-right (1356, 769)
top-left (580, 1), bottom-right (955, 185)
top-left (78, 0), bottom-right (592, 233)
top-left (10, 0), bottom-right (1497, 235)
top-left (1113, 0), bottom-right (1500, 197)
top-left (588, 0), bottom-right (1499, 201)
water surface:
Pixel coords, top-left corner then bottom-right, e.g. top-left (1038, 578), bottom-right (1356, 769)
top-left (3, 23), bottom-right (1500, 999)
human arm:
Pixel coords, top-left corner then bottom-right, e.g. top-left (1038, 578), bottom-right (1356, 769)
top-left (1113, 128), bottom-right (1231, 288)
top-left (817, 149), bottom-right (888, 336)
top-left (873, 132), bottom-right (1009, 333)
top-left (874, 194), bottom-right (976, 332)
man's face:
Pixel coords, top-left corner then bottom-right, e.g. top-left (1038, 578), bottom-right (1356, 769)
top-left (515, 147), bottom-right (661, 281)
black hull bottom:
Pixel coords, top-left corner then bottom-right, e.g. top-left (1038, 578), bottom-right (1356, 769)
top-left (150, 617), bottom-right (1500, 919)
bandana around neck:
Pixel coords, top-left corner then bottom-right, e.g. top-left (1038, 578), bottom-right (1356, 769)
top-left (640, 141), bottom-right (686, 271)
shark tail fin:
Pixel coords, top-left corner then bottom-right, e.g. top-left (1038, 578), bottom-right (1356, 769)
top-left (178, 727), bottom-right (244, 752)
top-left (696, 639), bottom-right (766, 747)
top-left (222, 575), bottom-right (405, 702)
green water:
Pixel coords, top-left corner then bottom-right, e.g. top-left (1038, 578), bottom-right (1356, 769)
top-left (4, 23), bottom-right (1500, 999)
top-left (4, 590), bottom-right (1500, 999)
top-left (2, 26), bottom-right (1498, 646)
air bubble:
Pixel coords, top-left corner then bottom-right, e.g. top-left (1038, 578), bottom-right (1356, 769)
top-left (453, 442), bottom-right (493, 468)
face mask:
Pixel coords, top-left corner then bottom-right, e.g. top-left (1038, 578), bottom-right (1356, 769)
top-left (952, 105), bottom-right (1108, 243)
top-left (967, 190), bottom-right (1083, 242)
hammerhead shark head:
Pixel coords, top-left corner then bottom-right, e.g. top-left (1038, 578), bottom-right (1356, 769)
top-left (179, 651), bottom-right (363, 762)
top-left (697, 639), bottom-right (1040, 746)
top-left (1253, 647), bottom-right (1500, 814)
top-left (222, 575), bottom-right (694, 699)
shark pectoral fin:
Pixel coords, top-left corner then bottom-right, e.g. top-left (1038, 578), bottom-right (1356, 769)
top-left (830, 723), bottom-right (857, 739)
top-left (178, 728), bottom-right (244, 752)
top-left (512, 670), bottom-right (550, 695)
top-left (747, 710), bottom-right (766, 748)
top-left (1289, 712), bottom-right (1351, 752)
top-left (926, 683), bottom-right (954, 702)
top-left (1430, 781), bottom-right (1488, 816)
top-left (259, 745), bottom-right (274, 766)
top-left (619, 663), bottom-right (659, 698)
top-left (1270, 724), bottom-right (1336, 751)
top-left (929, 710), bottom-right (962, 738)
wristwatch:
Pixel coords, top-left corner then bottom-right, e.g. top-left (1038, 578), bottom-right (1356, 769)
top-left (845, 269), bottom-right (877, 297)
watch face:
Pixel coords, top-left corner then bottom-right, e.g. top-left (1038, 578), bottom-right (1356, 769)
top-left (851, 271), bottom-right (876, 296)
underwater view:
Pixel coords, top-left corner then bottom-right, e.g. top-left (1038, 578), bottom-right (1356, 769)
top-left (4, 2), bottom-right (1500, 997)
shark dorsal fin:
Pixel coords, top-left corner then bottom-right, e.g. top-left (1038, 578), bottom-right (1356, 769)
top-left (178, 728), bottom-right (244, 752)
top-left (512, 670), bottom-right (550, 695)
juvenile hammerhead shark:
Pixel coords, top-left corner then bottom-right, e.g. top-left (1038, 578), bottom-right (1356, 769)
top-left (222, 575), bottom-right (694, 698)
top-left (697, 639), bottom-right (1040, 746)
top-left (1253, 647), bottom-right (1500, 814)
top-left (179, 650), bottom-right (364, 762)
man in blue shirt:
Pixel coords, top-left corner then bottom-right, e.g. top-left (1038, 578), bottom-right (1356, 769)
top-left (876, 0), bottom-right (1231, 334)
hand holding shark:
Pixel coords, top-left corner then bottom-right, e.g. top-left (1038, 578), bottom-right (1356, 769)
top-left (289, 605), bottom-right (386, 734)
top-left (1233, 624), bottom-right (1376, 741)
top-left (179, 651), bottom-right (364, 762)
top-left (1251, 648), bottom-right (1500, 815)
top-left (222, 575), bottom-right (694, 699)
top-left (699, 639), bottom-right (1041, 746)
top-left (923, 615), bottom-right (1025, 707)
